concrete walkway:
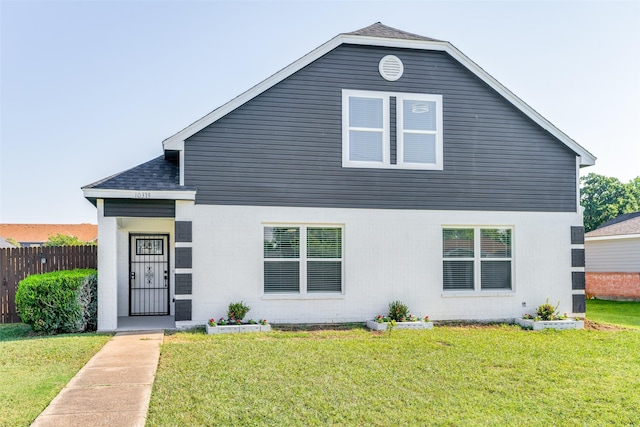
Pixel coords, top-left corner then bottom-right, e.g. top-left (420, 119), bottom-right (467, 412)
top-left (31, 330), bottom-right (163, 427)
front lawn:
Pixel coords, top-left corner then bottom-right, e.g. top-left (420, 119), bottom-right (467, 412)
top-left (587, 298), bottom-right (640, 328)
top-left (0, 324), bottom-right (111, 426)
top-left (148, 326), bottom-right (640, 426)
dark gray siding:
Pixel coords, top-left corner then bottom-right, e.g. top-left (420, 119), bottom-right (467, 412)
top-left (175, 299), bottom-right (192, 321)
top-left (175, 273), bottom-right (192, 295)
top-left (572, 249), bottom-right (586, 268)
top-left (185, 44), bottom-right (578, 212)
top-left (175, 221), bottom-right (192, 242)
top-left (175, 247), bottom-right (192, 269)
top-left (104, 199), bottom-right (175, 217)
top-left (571, 226), bottom-right (585, 244)
top-left (572, 272), bottom-right (586, 290)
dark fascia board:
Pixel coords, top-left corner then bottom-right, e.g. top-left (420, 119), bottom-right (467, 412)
top-left (162, 32), bottom-right (597, 169)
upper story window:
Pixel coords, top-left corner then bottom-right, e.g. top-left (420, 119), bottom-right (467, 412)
top-left (342, 89), bottom-right (443, 170)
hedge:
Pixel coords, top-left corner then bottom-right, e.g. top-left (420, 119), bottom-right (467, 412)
top-left (15, 269), bottom-right (97, 334)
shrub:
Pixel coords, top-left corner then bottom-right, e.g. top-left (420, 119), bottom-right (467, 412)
top-left (227, 301), bottom-right (251, 322)
top-left (15, 269), bottom-right (97, 334)
top-left (388, 300), bottom-right (409, 322)
top-left (536, 299), bottom-right (561, 321)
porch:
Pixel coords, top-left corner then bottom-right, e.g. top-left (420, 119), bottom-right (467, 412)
top-left (117, 316), bottom-right (176, 331)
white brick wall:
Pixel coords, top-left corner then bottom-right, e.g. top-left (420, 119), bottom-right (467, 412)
top-left (184, 205), bottom-right (582, 324)
top-left (98, 202), bottom-right (583, 328)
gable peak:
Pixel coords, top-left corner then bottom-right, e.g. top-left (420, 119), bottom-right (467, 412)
top-left (343, 22), bottom-right (444, 43)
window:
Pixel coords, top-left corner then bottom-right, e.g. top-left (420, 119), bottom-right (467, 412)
top-left (342, 89), bottom-right (442, 170)
top-left (264, 226), bottom-right (343, 294)
top-left (443, 227), bottom-right (512, 292)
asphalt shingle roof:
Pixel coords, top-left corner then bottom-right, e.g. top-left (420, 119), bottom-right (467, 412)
top-left (586, 211), bottom-right (640, 238)
top-left (343, 22), bottom-right (444, 42)
top-left (83, 155), bottom-right (190, 191)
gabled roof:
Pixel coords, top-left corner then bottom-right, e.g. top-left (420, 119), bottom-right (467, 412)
top-left (162, 22), bottom-right (596, 177)
top-left (586, 211), bottom-right (640, 239)
top-left (0, 224), bottom-right (98, 243)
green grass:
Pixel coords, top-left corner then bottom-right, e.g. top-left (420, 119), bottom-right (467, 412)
top-left (587, 299), bottom-right (640, 328)
top-left (148, 326), bottom-right (640, 426)
top-left (0, 324), bottom-right (111, 427)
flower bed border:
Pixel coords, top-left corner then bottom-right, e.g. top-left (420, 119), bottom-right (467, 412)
top-left (206, 323), bottom-right (271, 334)
top-left (366, 320), bottom-right (433, 331)
top-left (515, 318), bottom-right (584, 331)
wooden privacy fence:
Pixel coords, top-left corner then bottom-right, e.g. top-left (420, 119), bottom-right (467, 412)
top-left (0, 245), bottom-right (97, 323)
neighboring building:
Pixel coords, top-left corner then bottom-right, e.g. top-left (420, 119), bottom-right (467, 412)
top-left (0, 224), bottom-right (98, 247)
top-left (82, 23), bottom-right (596, 331)
top-left (585, 212), bottom-right (640, 301)
top-left (0, 237), bottom-right (16, 248)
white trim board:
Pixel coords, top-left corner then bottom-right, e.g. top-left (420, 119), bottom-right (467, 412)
top-left (83, 188), bottom-right (196, 201)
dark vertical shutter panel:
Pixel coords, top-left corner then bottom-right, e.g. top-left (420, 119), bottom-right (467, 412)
top-left (571, 226), bottom-right (585, 244)
top-left (571, 249), bottom-right (585, 268)
top-left (572, 272), bottom-right (585, 290)
top-left (175, 221), bottom-right (192, 242)
top-left (175, 248), bottom-right (192, 268)
top-left (175, 299), bottom-right (192, 321)
top-left (390, 96), bottom-right (397, 165)
top-left (175, 273), bottom-right (192, 294)
top-left (572, 294), bottom-right (586, 313)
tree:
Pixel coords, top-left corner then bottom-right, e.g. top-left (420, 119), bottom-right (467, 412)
top-left (580, 173), bottom-right (639, 232)
top-left (44, 233), bottom-right (93, 247)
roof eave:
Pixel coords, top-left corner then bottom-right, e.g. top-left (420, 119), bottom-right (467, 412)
top-left (585, 233), bottom-right (640, 241)
top-left (82, 188), bottom-right (196, 201)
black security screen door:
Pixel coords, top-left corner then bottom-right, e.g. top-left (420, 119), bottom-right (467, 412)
top-left (129, 234), bottom-right (170, 316)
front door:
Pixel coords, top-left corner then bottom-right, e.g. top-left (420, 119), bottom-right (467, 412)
top-left (129, 234), bottom-right (169, 316)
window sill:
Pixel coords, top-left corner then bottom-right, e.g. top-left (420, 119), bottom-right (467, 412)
top-left (262, 293), bottom-right (346, 301)
top-left (342, 161), bottom-right (443, 170)
top-left (441, 291), bottom-right (515, 298)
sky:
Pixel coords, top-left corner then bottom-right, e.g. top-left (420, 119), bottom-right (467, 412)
top-left (1, 0), bottom-right (638, 224)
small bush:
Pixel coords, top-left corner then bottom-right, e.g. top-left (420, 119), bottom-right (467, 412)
top-left (228, 301), bottom-right (251, 322)
top-left (536, 299), bottom-right (561, 321)
top-left (388, 300), bottom-right (409, 322)
top-left (15, 269), bottom-right (97, 334)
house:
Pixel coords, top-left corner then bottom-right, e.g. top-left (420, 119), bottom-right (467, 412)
top-left (0, 237), bottom-right (16, 248)
top-left (585, 212), bottom-right (640, 301)
top-left (82, 23), bottom-right (596, 331)
top-left (0, 224), bottom-right (98, 247)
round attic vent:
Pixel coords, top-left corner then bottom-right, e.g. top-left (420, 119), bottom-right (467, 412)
top-left (379, 55), bottom-right (404, 81)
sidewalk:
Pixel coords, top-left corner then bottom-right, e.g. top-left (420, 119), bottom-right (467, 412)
top-left (31, 330), bottom-right (163, 427)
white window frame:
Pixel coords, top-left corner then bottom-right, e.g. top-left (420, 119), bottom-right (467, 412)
top-left (263, 224), bottom-right (344, 297)
top-left (397, 93), bottom-right (443, 170)
top-left (342, 89), bottom-right (443, 170)
top-left (342, 90), bottom-right (390, 168)
top-left (442, 226), bottom-right (514, 294)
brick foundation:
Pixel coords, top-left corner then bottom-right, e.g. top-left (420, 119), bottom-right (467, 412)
top-left (586, 272), bottom-right (640, 301)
